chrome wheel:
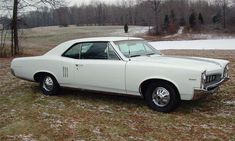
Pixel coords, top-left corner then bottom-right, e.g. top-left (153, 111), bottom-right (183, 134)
top-left (42, 76), bottom-right (54, 92)
top-left (152, 87), bottom-right (171, 107)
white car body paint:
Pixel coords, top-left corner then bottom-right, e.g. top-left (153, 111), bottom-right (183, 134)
top-left (11, 37), bottom-right (230, 100)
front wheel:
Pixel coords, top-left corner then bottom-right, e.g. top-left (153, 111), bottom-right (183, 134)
top-left (144, 82), bottom-right (180, 113)
top-left (40, 74), bottom-right (60, 96)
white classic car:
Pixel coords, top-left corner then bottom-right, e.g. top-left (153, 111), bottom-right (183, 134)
top-left (11, 37), bottom-right (230, 112)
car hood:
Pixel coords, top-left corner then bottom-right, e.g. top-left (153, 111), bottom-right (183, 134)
top-left (130, 55), bottom-right (229, 73)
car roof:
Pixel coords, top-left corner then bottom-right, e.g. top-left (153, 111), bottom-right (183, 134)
top-left (67, 37), bottom-right (143, 43)
top-left (44, 37), bottom-right (144, 56)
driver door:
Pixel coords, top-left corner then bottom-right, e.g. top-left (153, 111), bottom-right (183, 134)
top-left (75, 42), bottom-right (126, 94)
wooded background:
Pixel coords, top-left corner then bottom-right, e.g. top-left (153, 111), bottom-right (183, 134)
top-left (0, 0), bottom-right (235, 56)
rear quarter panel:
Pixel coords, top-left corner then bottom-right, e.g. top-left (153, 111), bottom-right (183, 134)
top-left (11, 56), bottom-right (76, 86)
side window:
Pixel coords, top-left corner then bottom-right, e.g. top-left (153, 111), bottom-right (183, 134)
top-left (81, 42), bottom-right (108, 60)
top-left (81, 43), bottom-right (93, 53)
top-left (63, 43), bottom-right (81, 59)
top-left (108, 44), bottom-right (119, 60)
top-left (63, 42), bottom-right (120, 60)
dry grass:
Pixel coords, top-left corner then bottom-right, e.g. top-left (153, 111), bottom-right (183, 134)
top-left (0, 50), bottom-right (234, 141)
top-left (0, 46), bottom-right (12, 57)
top-left (19, 25), bottom-right (148, 55)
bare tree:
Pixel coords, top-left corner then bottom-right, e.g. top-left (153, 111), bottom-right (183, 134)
top-left (57, 7), bottom-right (70, 27)
top-left (2, 0), bottom-right (66, 56)
top-left (215, 0), bottom-right (228, 28)
top-left (150, 0), bottom-right (162, 35)
top-left (223, 0), bottom-right (227, 28)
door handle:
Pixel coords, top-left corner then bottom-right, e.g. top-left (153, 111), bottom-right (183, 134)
top-left (75, 64), bottom-right (84, 67)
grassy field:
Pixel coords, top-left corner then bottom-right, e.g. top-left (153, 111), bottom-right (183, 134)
top-left (0, 26), bottom-right (234, 140)
top-left (18, 25), bottom-right (149, 55)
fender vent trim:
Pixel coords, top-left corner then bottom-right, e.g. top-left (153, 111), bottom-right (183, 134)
top-left (63, 67), bottom-right (68, 78)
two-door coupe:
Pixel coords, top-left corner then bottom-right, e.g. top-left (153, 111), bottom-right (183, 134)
top-left (11, 37), bottom-right (230, 112)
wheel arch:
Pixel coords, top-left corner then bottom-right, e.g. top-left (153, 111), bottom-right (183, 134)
top-left (139, 78), bottom-right (181, 100)
top-left (33, 71), bottom-right (58, 83)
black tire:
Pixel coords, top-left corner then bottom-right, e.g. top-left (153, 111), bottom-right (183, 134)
top-left (39, 74), bottom-right (60, 96)
top-left (144, 82), bottom-right (181, 113)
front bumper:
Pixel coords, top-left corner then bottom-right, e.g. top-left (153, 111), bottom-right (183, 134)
top-left (193, 77), bottom-right (229, 100)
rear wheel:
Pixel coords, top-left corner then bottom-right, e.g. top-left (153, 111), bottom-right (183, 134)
top-left (144, 82), bottom-right (180, 113)
top-left (40, 74), bottom-right (60, 96)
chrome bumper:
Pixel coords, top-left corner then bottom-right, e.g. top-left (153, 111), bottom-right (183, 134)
top-left (193, 77), bottom-right (229, 100)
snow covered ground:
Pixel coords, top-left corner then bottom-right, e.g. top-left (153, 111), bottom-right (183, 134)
top-left (163, 26), bottom-right (184, 39)
top-left (150, 39), bottom-right (235, 50)
top-left (111, 26), bottom-right (150, 36)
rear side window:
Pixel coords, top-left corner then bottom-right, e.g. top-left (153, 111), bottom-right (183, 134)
top-left (63, 43), bottom-right (81, 59)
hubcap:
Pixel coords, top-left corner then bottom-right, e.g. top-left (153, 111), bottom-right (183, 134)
top-left (152, 87), bottom-right (170, 107)
top-left (43, 76), bottom-right (54, 92)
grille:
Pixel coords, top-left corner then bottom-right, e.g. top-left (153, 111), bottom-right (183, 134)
top-left (205, 74), bottom-right (221, 84)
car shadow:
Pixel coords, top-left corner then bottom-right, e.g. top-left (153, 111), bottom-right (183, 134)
top-left (57, 88), bottom-right (147, 107)
top-left (32, 85), bottom-right (213, 114)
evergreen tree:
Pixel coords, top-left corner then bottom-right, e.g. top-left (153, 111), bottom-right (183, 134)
top-left (198, 13), bottom-right (204, 24)
top-left (212, 10), bottom-right (222, 24)
top-left (164, 15), bottom-right (169, 29)
top-left (189, 12), bottom-right (196, 28)
top-left (168, 10), bottom-right (177, 33)
top-left (179, 17), bottom-right (186, 26)
top-left (170, 10), bottom-right (176, 23)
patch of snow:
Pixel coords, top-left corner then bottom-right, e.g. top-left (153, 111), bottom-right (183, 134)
top-left (223, 100), bottom-right (235, 105)
top-left (150, 39), bottom-right (235, 50)
top-left (6, 134), bottom-right (36, 141)
top-left (192, 34), bottom-right (235, 39)
top-left (93, 127), bottom-right (101, 134)
top-left (68, 120), bottom-right (78, 129)
top-left (111, 26), bottom-right (150, 36)
top-left (129, 136), bottom-right (145, 140)
top-left (50, 119), bottom-right (63, 129)
top-left (200, 124), bottom-right (210, 129)
top-left (217, 112), bottom-right (232, 118)
top-left (98, 105), bottom-right (113, 114)
top-left (163, 26), bottom-right (184, 38)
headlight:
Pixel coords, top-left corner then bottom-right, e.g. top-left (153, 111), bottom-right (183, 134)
top-left (201, 70), bottom-right (206, 89)
top-left (223, 64), bottom-right (229, 78)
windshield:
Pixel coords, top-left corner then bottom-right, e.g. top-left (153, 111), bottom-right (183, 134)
top-left (114, 40), bottom-right (161, 58)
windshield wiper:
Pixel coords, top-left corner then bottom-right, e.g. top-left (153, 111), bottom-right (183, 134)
top-left (130, 55), bottom-right (141, 58)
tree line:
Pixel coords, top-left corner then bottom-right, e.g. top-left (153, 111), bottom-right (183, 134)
top-left (20, 0), bottom-right (235, 29)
